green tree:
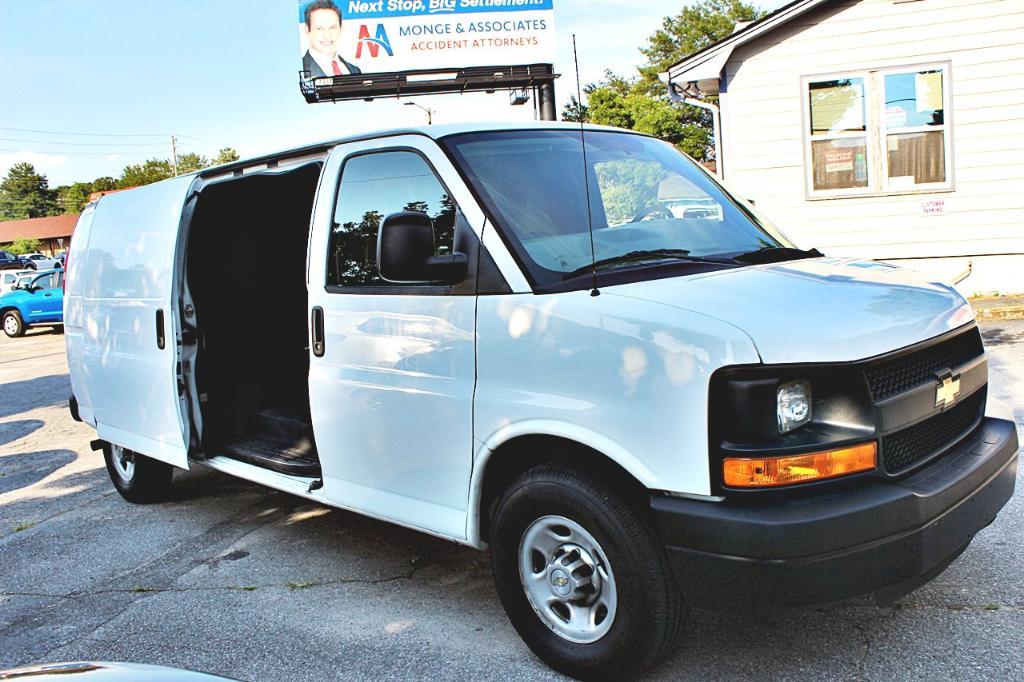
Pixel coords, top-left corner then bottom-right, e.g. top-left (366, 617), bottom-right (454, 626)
top-left (117, 159), bottom-right (174, 188)
top-left (562, 95), bottom-right (589, 123)
top-left (213, 147), bottom-right (241, 165)
top-left (563, 0), bottom-right (763, 161)
top-left (55, 182), bottom-right (94, 214)
top-left (176, 152), bottom-right (210, 174)
top-left (0, 162), bottom-right (58, 219)
top-left (637, 0), bottom-right (761, 93)
top-left (7, 237), bottom-right (43, 255)
top-left (91, 177), bottom-right (116, 192)
top-left (53, 176), bottom-right (118, 213)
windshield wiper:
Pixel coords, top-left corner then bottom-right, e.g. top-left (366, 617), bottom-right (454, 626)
top-left (731, 246), bottom-right (823, 265)
top-left (565, 249), bottom-right (733, 278)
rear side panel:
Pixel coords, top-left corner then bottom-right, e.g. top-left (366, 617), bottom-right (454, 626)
top-left (65, 205), bottom-right (97, 424)
top-left (65, 176), bottom-right (195, 468)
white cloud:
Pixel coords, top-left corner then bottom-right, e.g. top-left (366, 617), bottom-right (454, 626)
top-left (0, 150), bottom-right (72, 180)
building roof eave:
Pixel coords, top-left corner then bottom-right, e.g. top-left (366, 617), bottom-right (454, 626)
top-left (667, 0), bottom-right (835, 89)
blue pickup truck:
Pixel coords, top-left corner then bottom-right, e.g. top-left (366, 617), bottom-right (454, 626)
top-left (0, 269), bottom-right (64, 337)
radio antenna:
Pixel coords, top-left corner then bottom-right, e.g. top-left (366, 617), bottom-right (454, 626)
top-left (573, 34), bottom-right (600, 297)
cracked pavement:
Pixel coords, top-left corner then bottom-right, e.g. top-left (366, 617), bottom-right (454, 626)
top-left (1, 322), bottom-right (1022, 680)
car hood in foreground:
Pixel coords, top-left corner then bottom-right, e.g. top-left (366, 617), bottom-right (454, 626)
top-left (0, 662), bottom-right (235, 681)
top-left (604, 257), bottom-right (974, 364)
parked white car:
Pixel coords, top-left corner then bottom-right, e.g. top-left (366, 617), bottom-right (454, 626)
top-left (19, 253), bottom-right (60, 270)
top-left (0, 269), bottom-right (33, 295)
top-left (63, 122), bottom-right (1018, 678)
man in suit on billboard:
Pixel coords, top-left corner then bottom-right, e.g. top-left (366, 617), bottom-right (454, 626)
top-left (302, 0), bottom-right (361, 77)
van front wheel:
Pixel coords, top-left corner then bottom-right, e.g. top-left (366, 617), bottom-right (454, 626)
top-left (103, 443), bottom-right (173, 503)
top-left (490, 465), bottom-right (685, 679)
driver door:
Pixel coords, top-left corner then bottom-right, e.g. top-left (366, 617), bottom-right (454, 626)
top-left (307, 136), bottom-right (484, 540)
top-left (35, 271), bottom-right (63, 321)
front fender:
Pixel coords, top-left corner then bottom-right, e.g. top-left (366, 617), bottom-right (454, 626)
top-left (471, 289), bottom-right (761, 541)
top-left (466, 419), bottom-right (660, 547)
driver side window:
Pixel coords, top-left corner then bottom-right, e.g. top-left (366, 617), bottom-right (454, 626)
top-left (32, 272), bottom-right (60, 289)
top-left (327, 150), bottom-right (459, 288)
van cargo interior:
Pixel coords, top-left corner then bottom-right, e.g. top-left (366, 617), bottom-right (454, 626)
top-left (185, 162), bottom-right (323, 477)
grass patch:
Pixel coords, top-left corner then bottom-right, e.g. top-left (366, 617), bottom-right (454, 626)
top-left (288, 581), bottom-right (314, 591)
top-left (130, 586), bottom-right (157, 593)
top-left (12, 522), bottom-right (34, 533)
top-left (983, 603), bottom-right (1000, 611)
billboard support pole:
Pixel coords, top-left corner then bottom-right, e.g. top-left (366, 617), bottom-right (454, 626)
top-left (539, 81), bottom-right (557, 121)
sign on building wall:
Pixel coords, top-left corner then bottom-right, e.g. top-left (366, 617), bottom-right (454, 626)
top-left (298, 0), bottom-right (556, 80)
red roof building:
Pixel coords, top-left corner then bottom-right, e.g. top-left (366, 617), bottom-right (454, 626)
top-left (0, 214), bottom-right (80, 256)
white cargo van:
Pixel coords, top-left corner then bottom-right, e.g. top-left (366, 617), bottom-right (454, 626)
top-left (65, 122), bottom-right (1018, 678)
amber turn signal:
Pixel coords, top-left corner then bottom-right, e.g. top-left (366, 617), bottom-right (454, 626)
top-left (723, 442), bottom-right (878, 488)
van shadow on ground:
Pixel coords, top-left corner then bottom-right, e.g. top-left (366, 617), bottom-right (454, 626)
top-left (0, 375), bottom-right (69, 419)
top-left (0, 448), bottom-right (76, 496)
top-left (0, 419), bottom-right (44, 447)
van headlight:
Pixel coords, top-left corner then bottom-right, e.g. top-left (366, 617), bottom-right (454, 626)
top-left (777, 379), bottom-right (811, 433)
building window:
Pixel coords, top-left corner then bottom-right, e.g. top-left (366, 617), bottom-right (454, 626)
top-left (803, 64), bottom-right (951, 198)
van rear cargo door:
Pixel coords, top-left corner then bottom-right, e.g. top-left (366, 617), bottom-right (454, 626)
top-left (72, 176), bottom-right (196, 468)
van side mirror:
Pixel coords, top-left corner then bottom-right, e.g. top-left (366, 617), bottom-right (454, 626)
top-left (377, 211), bottom-right (468, 284)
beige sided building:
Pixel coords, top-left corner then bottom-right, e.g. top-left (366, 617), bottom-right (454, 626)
top-left (667, 0), bottom-right (1023, 295)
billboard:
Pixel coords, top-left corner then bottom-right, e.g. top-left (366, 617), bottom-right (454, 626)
top-left (298, 0), bottom-right (556, 79)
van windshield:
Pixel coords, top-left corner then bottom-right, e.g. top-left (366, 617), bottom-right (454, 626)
top-left (443, 130), bottom-right (791, 289)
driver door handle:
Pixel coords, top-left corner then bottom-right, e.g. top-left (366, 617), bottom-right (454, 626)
top-left (311, 307), bottom-right (325, 357)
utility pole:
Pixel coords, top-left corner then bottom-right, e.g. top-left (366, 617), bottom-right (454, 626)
top-left (170, 135), bottom-right (179, 176)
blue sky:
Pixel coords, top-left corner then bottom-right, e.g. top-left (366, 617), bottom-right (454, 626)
top-left (0, 1), bottom-right (785, 186)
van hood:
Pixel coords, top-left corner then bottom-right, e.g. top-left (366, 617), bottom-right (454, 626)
top-left (605, 258), bottom-right (975, 364)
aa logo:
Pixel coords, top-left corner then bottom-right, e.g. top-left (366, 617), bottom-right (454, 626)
top-left (356, 24), bottom-right (394, 58)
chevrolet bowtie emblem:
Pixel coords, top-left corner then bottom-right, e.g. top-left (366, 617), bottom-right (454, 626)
top-left (935, 372), bottom-right (961, 408)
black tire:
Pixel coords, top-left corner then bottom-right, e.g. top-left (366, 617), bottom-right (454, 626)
top-left (490, 465), bottom-right (685, 680)
top-left (26, 263), bottom-right (36, 270)
top-left (102, 443), bottom-right (174, 503)
top-left (2, 310), bottom-right (25, 338)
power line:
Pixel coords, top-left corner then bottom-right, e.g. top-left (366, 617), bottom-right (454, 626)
top-left (0, 128), bottom-right (232, 152)
top-left (176, 134), bottom-right (230, 146)
top-left (0, 148), bottom-right (173, 156)
top-left (0, 137), bottom-right (172, 148)
top-left (0, 126), bottom-right (168, 138)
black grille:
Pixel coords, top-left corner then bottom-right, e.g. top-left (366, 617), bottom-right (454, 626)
top-left (881, 390), bottom-right (985, 474)
top-left (865, 328), bottom-right (984, 401)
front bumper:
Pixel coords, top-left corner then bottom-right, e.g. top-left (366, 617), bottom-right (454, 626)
top-left (653, 416), bottom-right (1019, 607)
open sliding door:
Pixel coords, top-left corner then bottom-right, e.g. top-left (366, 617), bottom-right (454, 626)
top-left (76, 175), bottom-right (197, 468)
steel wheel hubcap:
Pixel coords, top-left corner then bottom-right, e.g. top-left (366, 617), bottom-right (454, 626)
top-left (4, 316), bottom-right (17, 334)
top-left (519, 515), bottom-right (617, 643)
top-left (111, 445), bottom-right (135, 480)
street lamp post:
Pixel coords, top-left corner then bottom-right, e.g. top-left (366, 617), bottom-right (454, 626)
top-left (403, 101), bottom-right (433, 125)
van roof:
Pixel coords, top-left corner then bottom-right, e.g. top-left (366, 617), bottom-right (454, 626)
top-left (198, 120), bottom-right (631, 179)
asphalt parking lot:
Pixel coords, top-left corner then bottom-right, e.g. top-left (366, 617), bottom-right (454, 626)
top-left (1, 323), bottom-right (1022, 681)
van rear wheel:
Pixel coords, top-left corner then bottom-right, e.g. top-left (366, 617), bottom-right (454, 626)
top-left (103, 443), bottom-right (174, 503)
top-left (3, 311), bottom-right (25, 338)
top-left (490, 465), bottom-right (685, 679)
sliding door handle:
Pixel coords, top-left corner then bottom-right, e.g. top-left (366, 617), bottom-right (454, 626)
top-left (155, 309), bottom-right (166, 349)
top-left (311, 306), bottom-right (325, 357)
